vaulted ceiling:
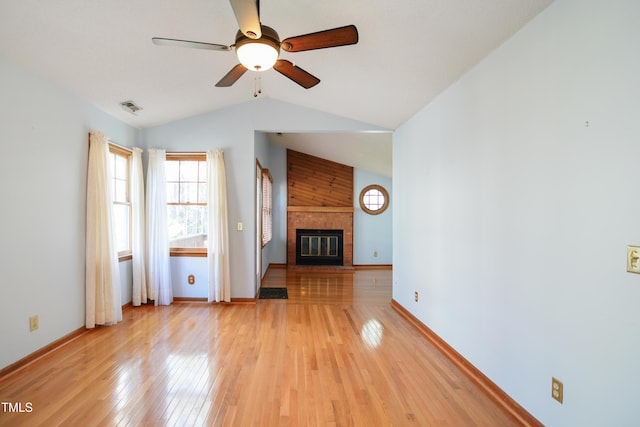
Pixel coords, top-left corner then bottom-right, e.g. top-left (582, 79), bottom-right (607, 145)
top-left (0, 0), bottom-right (553, 175)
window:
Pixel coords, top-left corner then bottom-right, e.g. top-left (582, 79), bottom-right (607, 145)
top-left (108, 144), bottom-right (132, 260)
top-left (261, 169), bottom-right (273, 246)
top-left (166, 153), bottom-right (207, 256)
top-left (359, 184), bottom-right (389, 215)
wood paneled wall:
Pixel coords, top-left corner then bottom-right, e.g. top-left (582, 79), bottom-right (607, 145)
top-left (287, 149), bottom-right (353, 207)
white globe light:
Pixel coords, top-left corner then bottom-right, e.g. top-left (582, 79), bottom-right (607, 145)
top-left (236, 42), bottom-right (279, 72)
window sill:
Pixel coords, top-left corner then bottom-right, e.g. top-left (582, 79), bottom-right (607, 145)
top-left (116, 249), bottom-right (208, 260)
top-left (170, 248), bottom-right (208, 257)
top-left (118, 251), bottom-right (132, 262)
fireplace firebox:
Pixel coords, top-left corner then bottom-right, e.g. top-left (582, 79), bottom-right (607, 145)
top-left (295, 229), bottom-right (344, 266)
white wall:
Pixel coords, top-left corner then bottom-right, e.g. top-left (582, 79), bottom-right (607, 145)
top-left (266, 143), bottom-right (287, 268)
top-left (170, 257), bottom-right (208, 298)
top-left (119, 260), bottom-right (133, 305)
top-left (0, 56), bottom-right (138, 370)
top-left (255, 133), bottom-right (287, 279)
top-left (393, 0), bottom-right (640, 425)
top-left (354, 170), bottom-right (392, 265)
top-left (140, 99), bottom-right (386, 298)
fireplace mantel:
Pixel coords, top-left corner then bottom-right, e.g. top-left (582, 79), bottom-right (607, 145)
top-left (287, 206), bottom-right (354, 213)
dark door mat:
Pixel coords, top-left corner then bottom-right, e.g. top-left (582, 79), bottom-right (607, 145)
top-left (259, 287), bottom-right (288, 299)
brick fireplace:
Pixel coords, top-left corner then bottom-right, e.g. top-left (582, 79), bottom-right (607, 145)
top-left (287, 207), bottom-right (353, 266)
top-left (286, 149), bottom-right (354, 268)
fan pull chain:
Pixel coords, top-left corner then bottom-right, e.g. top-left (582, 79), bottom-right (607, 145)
top-left (253, 73), bottom-right (262, 98)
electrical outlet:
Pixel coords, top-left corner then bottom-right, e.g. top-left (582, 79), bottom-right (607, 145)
top-left (188, 275), bottom-right (195, 285)
top-left (552, 377), bottom-right (563, 404)
top-left (373, 250), bottom-right (378, 258)
top-left (29, 315), bottom-right (39, 332)
top-left (236, 221), bottom-right (243, 231)
top-left (414, 292), bottom-right (419, 302)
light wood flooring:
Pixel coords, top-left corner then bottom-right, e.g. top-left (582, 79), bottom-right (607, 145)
top-left (0, 268), bottom-right (519, 426)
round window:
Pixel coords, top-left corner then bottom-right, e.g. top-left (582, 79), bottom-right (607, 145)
top-left (359, 184), bottom-right (389, 215)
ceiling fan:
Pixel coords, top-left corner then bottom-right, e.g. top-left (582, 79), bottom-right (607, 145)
top-left (152, 0), bottom-right (359, 90)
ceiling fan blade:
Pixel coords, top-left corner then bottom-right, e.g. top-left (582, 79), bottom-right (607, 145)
top-left (152, 37), bottom-right (231, 51)
top-left (281, 25), bottom-right (358, 52)
top-left (229, 0), bottom-right (261, 39)
top-left (215, 64), bottom-right (248, 87)
top-left (273, 60), bottom-right (320, 89)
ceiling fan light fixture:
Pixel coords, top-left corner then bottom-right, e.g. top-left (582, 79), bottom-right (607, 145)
top-left (235, 25), bottom-right (280, 72)
top-left (236, 42), bottom-right (279, 71)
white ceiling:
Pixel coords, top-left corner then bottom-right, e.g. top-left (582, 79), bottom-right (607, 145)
top-left (267, 132), bottom-right (393, 177)
top-left (0, 0), bottom-right (552, 175)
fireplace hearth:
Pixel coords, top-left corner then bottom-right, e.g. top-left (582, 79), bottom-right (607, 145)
top-left (296, 229), bottom-right (344, 266)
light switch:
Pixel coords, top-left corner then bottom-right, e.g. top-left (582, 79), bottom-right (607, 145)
top-left (237, 221), bottom-right (243, 232)
top-left (627, 246), bottom-right (640, 274)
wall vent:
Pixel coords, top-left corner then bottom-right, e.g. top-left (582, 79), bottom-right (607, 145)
top-left (120, 100), bottom-right (142, 115)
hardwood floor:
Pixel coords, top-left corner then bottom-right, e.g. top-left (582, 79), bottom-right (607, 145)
top-left (0, 268), bottom-right (520, 426)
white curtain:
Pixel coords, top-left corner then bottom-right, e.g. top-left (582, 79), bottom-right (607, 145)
top-left (85, 131), bottom-right (122, 328)
top-left (146, 148), bottom-right (173, 306)
top-left (131, 148), bottom-right (147, 306)
top-left (207, 149), bottom-right (231, 302)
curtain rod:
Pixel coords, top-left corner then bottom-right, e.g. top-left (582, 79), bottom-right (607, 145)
top-left (106, 138), bottom-right (134, 152)
top-left (88, 132), bottom-right (138, 153)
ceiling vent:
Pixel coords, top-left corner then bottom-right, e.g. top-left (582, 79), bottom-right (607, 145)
top-left (120, 100), bottom-right (142, 115)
